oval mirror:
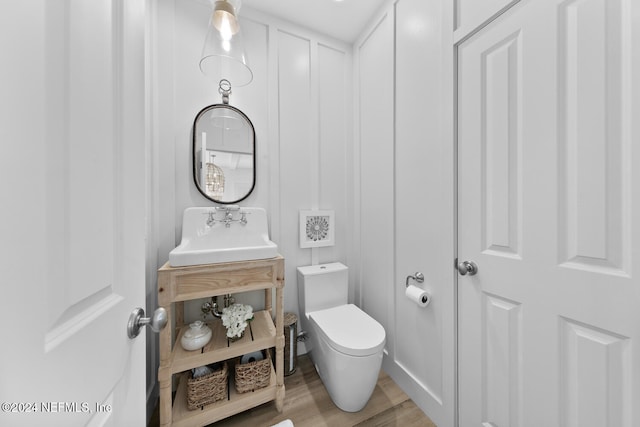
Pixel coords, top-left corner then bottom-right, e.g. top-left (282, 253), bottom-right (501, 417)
top-left (192, 104), bottom-right (256, 204)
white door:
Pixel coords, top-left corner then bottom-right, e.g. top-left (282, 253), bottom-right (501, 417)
top-left (0, 1), bottom-right (147, 426)
top-left (458, 0), bottom-right (640, 426)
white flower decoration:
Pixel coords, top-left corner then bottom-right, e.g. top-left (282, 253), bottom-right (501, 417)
top-left (221, 303), bottom-right (254, 339)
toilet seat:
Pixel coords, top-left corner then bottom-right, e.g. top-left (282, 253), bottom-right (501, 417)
top-left (309, 304), bottom-right (385, 357)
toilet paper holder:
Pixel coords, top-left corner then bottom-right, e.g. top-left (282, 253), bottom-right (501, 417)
top-left (405, 272), bottom-right (424, 287)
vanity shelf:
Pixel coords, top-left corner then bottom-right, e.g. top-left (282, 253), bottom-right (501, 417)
top-left (157, 256), bottom-right (285, 427)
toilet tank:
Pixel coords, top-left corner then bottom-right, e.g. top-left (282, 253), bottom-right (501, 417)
top-left (297, 263), bottom-right (348, 316)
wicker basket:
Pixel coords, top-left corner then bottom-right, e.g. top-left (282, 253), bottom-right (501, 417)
top-left (186, 362), bottom-right (228, 410)
top-left (234, 351), bottom-right (271, 393)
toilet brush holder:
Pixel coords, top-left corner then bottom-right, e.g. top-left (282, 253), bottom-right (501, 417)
top-left (283, 312), bottom-right (298, 376)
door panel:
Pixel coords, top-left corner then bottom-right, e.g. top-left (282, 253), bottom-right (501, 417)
top-left (479, 31), bottom-right (522, 259)
top-left (45, 0), bottom-right (118, 347)
top-left (0, 1), bottom-right (146, 425)
top-left (557, 0), bottom-right (629, 274)
top-left (457, 0), bottom-right (640, 426)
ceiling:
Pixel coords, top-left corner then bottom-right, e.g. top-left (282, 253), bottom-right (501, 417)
top-left (240, 0), bottom-right (388, 43)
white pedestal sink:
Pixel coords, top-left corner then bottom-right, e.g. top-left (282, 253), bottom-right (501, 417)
top-left (169, 207), bottom-right (278, 267)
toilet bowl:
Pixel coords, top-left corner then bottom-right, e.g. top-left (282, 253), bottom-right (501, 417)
top-left (297, 263), bottom-right (386, 412)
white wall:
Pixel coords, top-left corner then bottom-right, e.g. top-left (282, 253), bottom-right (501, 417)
top-left (354, 1), bottom-right (455, 425)
top-left (146, 0), bottom-right (352, 413)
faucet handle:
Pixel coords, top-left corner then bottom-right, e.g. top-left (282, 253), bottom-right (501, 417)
top-left (205, 211), bottom-right (216, 226)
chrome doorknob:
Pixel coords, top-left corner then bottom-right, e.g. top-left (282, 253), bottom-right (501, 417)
top-left (127, 307), bottom-right (167, 339)
top-left (457, 260), bottom-right (478, 276)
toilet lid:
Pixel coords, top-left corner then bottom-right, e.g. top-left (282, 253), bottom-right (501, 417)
top-left (309, 304), bottom-right (386, 357)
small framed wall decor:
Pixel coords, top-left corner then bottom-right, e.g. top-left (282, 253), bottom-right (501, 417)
top-left (299, 210), bottom-right (335, 248)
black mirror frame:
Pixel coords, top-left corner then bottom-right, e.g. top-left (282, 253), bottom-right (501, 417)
top-left (192, 104), bottom-right (256, 205)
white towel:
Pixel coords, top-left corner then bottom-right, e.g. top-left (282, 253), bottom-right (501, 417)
top-left (270, 420), bottom-right (294, 427)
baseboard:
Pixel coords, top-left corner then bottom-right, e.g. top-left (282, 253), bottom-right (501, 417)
top-left (382, 354), bottom-right (445, 426)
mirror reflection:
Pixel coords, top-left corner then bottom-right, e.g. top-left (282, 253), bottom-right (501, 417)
top-left (193, 104), bottom-right (255, 204)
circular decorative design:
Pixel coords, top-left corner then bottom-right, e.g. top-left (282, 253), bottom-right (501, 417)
top-left (306, 216), bottom-right (330, 241)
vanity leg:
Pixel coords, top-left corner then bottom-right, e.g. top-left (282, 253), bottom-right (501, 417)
top-left (275, 284), bottom-right (285, 412)
top-left (158, 377), bottom-right (172, 426)
top-left (158, 303), bottom-right (172, 425)
top-left (175, 301), bottom-right (184, 328)
top-left (264, 288), bottom-right (272, 317)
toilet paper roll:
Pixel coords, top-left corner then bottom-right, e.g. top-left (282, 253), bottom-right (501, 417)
top-left (240, 350), bottom-right (265, 365)
top-left (405, 284), bottom-right (430, 307)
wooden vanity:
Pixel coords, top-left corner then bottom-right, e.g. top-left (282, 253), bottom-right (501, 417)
top-left (157, 256), bottom-right (285, 426)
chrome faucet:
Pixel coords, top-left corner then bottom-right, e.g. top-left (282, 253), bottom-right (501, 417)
top-left (205, 206), bottom-right (248, 227)
top-left (201, 294), bottom-right (235, 319)
top-left (224, 211), bottom-right (234, 227)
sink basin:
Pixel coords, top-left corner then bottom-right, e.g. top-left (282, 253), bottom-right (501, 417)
top-left (169, 207), bottom-right (278, 267)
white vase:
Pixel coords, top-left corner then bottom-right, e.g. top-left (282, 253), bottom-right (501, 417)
top-left (181, 321), bottom-right (212, 351)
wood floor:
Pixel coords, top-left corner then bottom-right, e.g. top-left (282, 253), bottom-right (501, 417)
top-left (149, 354), bottom-right (437, 427)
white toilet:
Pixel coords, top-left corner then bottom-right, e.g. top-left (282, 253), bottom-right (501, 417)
top-left (297, 262), bottom-right (386, 412)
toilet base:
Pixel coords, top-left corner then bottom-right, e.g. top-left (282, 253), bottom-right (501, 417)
top-left (308, 331), bottom-right (384, 412)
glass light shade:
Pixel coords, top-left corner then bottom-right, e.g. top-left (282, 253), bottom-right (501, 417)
top-left (199, 4), bottom-right (253, 87)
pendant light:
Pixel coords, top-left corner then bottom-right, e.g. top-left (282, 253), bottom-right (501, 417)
top-left (206, 155), bottom-right (225, 199)
top-left (199, 0), bottom-right (253, 87)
